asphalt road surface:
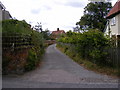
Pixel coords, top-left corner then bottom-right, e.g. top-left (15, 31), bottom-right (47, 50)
top-left (2, 44), bottom-right (119, 88)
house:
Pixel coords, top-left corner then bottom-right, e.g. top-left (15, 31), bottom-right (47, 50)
top-left (51, 28), bottom-right (65, 39)
top-left (0, 1), bottom-right (5, 21)
top-left (105, 0), bottom-right (120, 38)
top-left (0, 1), bottom-right (12, 21)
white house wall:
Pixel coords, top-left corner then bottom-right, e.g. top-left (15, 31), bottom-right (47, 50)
top-left (110, 15), bottom-right (119, 35)
top-left (118, 14), bottom-right (120, 35)
top-left (104, 21), bottom-right (110, 36)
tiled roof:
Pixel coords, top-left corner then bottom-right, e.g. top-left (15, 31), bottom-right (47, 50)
top-left (107, 0), bottom-right (120, 18)
top-left (52, 30), bottom-right (65, 35)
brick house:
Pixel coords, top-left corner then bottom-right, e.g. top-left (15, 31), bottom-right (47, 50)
top-left (51, 28), bottom-right (65, 39)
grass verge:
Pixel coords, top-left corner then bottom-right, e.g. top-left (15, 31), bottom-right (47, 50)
top-left (56, 44), bottom-right (119, 78)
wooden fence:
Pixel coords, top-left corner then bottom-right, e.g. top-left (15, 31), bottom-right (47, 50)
top-left (2, 33), bottom-right (33, 51)
top-left (45, 40), bottom-right (56, 45)
top-left (107, 48), bottom-right (120, 67)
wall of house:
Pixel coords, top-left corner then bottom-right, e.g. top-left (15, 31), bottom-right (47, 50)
top-left (118, 14), bottom-right (120, 35)
top-left (104, 21), bottom-right (110, 35)
top-left (110, 15), bottom-right (119, 35)
top-left (0, 7), bottom-right (2, 21)
top-left (0, 8), bottom-right (12, 21)
top-left (2, 10), bottom-right (12, 20)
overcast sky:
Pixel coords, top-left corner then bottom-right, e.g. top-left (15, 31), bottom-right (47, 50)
top-left (1, 0), bottom-right (118, 31)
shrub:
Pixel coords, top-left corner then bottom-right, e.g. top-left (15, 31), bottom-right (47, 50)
top-left (57, 29), bottom-right (110, 66)
top-left (2, 19), bottom-right (45, 73)
top-left (25, 49), bottom-right (38, 71)
top-left (2, 19), bottom-right (32, 34)
top-left (76, 29), bottom-right (110, 65)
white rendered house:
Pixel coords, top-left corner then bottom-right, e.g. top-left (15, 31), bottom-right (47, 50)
top-left (105, 0), bottom-right (120, 38)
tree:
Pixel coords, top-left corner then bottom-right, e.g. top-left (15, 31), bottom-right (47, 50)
top-left (42, 29), bottom-right (50, 40)
top-left (73, 26), bottom-right (81, 33)
top-left (76, 2), bottom-right (112, 32)
top-left (34, 22), bottom-right (43, 32)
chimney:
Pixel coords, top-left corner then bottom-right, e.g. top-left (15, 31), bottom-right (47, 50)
top-left (57, 28), bottom-right (59, 31)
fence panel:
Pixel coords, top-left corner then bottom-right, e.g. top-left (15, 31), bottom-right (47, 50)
top-left (2, 33), bottom-right (33, 51)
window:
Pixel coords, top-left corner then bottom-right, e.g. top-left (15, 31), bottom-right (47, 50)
top-left (111, 17), bottom-right (116, 25)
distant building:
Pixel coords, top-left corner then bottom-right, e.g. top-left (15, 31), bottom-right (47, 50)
top-left (0, 2), bottom-right (12, 21)
top-left (105, 0), bottom-right (120, 37)
top-left (51, 28), bottom-right (65, 39)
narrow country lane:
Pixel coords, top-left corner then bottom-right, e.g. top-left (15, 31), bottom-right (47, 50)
top-left (3, 44), bottom-right (118, 88)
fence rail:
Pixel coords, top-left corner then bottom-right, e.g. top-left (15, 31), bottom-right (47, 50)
top-left (2, 33), bottom-right (33, 50)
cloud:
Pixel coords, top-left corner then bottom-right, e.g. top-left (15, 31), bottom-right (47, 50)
top-left (0, 0), bottom-right (89, 31)
top-left (43, 5), bottom-right (52, 10)
top-left (31, 5), bottom-right (52, 14)
top-left (65, 1), bottom-right (85, 8)
top-left (52, 0), bottom-right (87, 8)
top-left (31, 8), bottom-right (41, 14)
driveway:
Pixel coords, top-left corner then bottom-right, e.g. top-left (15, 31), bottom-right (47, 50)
top-left (3, 44), bottom-right (119, 88)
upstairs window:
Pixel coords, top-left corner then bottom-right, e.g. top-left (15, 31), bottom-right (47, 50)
top-left (111, 17), bottom-right (116, 26)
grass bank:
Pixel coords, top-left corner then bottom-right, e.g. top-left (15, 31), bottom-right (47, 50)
top-left (56, 44), bottom-right (119, 78)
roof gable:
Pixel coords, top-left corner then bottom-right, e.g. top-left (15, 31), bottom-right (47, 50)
top-left (107, 0), bottom-right (120, 19)
top-left (52, 30), bottom-right (65, 35)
